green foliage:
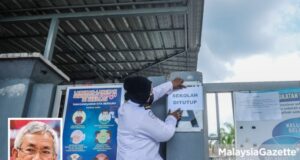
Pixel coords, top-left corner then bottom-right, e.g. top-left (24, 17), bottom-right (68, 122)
top-left (220, 122), bottom-right (235, 145)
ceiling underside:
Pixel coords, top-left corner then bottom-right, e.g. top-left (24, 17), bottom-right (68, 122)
top-left (0, 0), bottom-right (204, 82)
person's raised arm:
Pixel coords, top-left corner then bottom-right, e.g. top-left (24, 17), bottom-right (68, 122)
top-left (152, 78), bottom-right (185, 102)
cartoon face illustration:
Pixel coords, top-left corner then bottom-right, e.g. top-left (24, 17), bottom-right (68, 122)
top-left (69, 153), bottom-right (82, 160)
top-left (72, 110), bottom-right (86, 124)
top-left (95, 153), bottom-right (109, 160)
top-left (71, 130), bottom-right (85, 144)
top-left (98, 110), bottom-right (111, 124)
top-left (95, 129), bottom-right (111, 144)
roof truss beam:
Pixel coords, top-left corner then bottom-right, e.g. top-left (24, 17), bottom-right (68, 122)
top-left (55, 58), bottom-right (194, 67)
top-left (56, 48), bottom-right (184, 55)
top-left (121, 51), bottom-right (186, 79)
top-left (0, 7), bottom-right (187, 23)
top-left (0, 0), bottom-right (184, 14)
top-left (56, 60), bottom-right (155, 66)
top-left (0, 28), bottom-right (184, 40)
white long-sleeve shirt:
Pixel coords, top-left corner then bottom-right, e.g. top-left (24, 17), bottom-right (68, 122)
top-left (117, 82), bottom-right (177, 160)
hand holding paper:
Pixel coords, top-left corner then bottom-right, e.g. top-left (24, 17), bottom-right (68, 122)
top-left (168, 108), bottom-right (183, 120)
top-left (172, 78), bottom-right (186, 89)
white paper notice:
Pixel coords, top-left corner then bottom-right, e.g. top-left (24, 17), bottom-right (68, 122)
top-left (234, 92), bottom-right (281, 121)
top-left (167, 81), bottom-right (203, 111)
top-left (167, 81), bottom-right (203, 132)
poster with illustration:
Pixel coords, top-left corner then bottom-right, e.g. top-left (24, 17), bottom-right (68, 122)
top-left (63, 85), bottom-right (124, 160)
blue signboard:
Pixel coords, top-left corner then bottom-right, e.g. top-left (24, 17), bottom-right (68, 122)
top-left (63, 85), bottom-right (123, 160)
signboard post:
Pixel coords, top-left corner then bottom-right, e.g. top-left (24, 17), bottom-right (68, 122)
top-left (166, 71), bottom-right (208, 160)
top-left (62, 85), bottom-right (123, 160)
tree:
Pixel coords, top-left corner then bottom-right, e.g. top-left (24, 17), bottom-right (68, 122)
top-left (220, 122), bottom-right (235, 145)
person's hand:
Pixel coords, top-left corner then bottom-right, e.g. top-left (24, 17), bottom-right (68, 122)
top-left (168, 108), bottom-right (183, 120)
top-left (172, 78), bottom-right (185, 89)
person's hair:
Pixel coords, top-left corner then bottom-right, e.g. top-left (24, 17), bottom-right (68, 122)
top-left (14, 121), bottom-right (59, 155)
top-left (124, 76), bottom-right (152, 105)
top-left (71, 130), bottom-right (84, 138)
top-left (102, 109), bottom-right (109, 113)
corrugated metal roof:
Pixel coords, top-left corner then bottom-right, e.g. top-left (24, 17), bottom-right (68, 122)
top-left (0, 0), bottom-right (204, 82)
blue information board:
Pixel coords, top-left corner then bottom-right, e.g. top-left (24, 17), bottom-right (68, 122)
top-left (63, 85), bottom-right (123, 160)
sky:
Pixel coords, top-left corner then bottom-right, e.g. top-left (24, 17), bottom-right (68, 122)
top-left (197, 0), bottom-right (300, 136)
top-left (197, 0), bottom-right (300, 83)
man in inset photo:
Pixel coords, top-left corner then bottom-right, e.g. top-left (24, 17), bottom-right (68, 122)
top-left (10, 119), bottom-right (61, 160)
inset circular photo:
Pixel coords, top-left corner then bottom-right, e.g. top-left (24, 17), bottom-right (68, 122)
top-left (94, 153), bottom-right (109, 160)
top-left (72, 110), bottom-right (86, 125)
top-left (70, 130), bottom-right (85, 144)
top-left (68, 153), bottom-right (83, 160)
top-left (95, 129), bottom-right (111, 144)
top-left (98, 109), bottom-right (111, 124)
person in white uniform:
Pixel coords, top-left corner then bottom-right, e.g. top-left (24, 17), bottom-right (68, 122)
top-left (117, 76), bottom-right (184, 160)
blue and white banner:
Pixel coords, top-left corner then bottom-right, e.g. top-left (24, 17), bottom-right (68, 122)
top-left (63, 85), bottom-right (123, 160)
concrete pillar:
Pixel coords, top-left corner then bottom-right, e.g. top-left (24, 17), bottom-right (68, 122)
top-left (0, 53), bottom-right (69, 160)
top-left (27, 83), bottom-right (57, 117)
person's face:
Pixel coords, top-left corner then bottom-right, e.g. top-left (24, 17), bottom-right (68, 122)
top-left (96, 154), bottom-right (109, 160)
top-left (101, 111), bottom-right (110, 120)
top-left (96, 131), bottom-right (110, 143)
top-left (12, 132), bottom-right (57, 160)
top-left (70, 154), bottom-right (80, 160)
top-left (72, 132), bottom-right (84, 144)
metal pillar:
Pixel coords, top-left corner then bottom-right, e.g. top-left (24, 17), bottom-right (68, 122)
top-left (215, 93), bottom-right (221, 143)
top-left (44, 18), bottom-right (59, 61)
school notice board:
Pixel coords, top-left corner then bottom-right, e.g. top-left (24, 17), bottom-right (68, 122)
top-left (63, 85), bottom-right (124, 160)
top-left (234, 88), bottom-right (300, 160)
